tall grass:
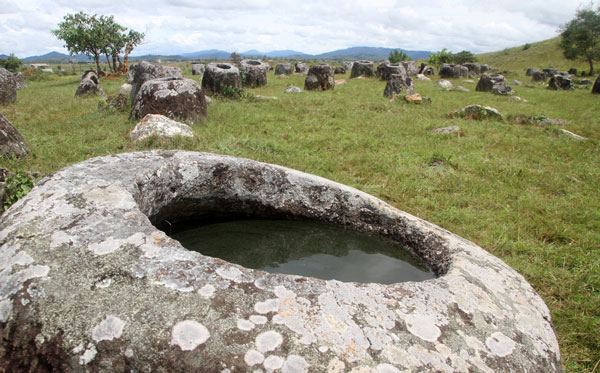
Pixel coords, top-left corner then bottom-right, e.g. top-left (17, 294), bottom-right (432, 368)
top-left (1, 63), bottom-right (598, 372)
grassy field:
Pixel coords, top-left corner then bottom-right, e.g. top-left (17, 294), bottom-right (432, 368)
top-left (477, 37), bottom-right (592, 75)
top-left (1, 53), bottom-right (599, 371)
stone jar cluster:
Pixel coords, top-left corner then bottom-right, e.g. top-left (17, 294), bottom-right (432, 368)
top-left (128, 61), bottom-right (206, 124)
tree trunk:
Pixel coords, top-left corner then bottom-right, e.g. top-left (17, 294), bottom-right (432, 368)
top-left (112, 52), bottom-right (118, 73)
top-left (94, 54), bottom-right (101, 76)
top-left (121, 43), bottom-right (133, 74)
top-left (588, 57), bottom-right (594, 76)
top-left (105, 54), bottom-right (113, 73)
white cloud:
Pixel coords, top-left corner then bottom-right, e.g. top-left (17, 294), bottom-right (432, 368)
top-left (0, 0), bottom-right (584, 58)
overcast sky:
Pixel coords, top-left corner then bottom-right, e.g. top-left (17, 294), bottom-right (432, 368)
top-left (0, 0), bottom-right (586, 58)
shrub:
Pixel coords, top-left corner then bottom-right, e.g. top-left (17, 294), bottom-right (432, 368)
top-left (2, 171), bottom-right (38, 211)
top-left (389, 49), bottom-right (410, 63)
top-left (452, 50), bottom-right (478, 64)
top-left (428, 48), bottom-right (453, 65)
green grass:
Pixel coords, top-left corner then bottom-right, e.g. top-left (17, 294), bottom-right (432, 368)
top-left (477, 37), bottom-right (592, 74)
top-left (1, 60), bottom-right (599, 372)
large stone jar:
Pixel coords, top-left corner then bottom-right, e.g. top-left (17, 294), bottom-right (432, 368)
top-left (201, 63), bottom-right (242, 95)
top-left (240, 60), bottom-right (269, 87)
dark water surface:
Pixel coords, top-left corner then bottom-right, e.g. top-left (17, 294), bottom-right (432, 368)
top-left (169, 218), bottom-right (435, 284)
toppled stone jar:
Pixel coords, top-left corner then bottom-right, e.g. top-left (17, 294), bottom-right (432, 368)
top-left (0, 151), bottom-right (562, 372)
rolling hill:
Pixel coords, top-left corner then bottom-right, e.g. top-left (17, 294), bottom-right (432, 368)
top-left (476, 37), bottom-right (592, 75)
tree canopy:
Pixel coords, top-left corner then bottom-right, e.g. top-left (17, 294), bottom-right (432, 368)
top-left (0, 54), bottom-right (22, 72)
top-left (560, 5), bottom-right (600, 75)
top-left (452, 50), bottom-right (478, 64)
top-left (52, 12), bottom-right (144, 75)
top-left (388, 49), bottom-right (410, 63)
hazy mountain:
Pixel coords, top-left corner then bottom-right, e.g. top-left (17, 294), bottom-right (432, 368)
top-left (17, 46), bottom-right (432, 63)
top-left (179, 49), bottom-right (230, 60)
top-left (0, 54), bottom-right (10, 59)
top-left (22, 52), bottom-right (91, 63)
top-left (316, 47), bottom-right (431, 61)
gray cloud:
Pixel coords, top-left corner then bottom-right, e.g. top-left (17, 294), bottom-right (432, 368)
top-left (0, 0), bottom-right (583, 58)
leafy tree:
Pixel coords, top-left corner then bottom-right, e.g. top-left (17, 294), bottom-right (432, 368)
top-left (560, 5), bottom-right (600, 75)
top-left (388, 49), bottom-right (410, 63)
top-left (0, 54), bottom-right (22, 72)
top-left (53, 12), bottom-right (144, 76)
top-left (428, 48), bottom-right (453, 65)
top-left (452, 50), bottom-right (477, 64)
top-left (52, 12), bottom-right (109, 75)
top-left (230, 52), bottom-right (242, 65)
top-left (120, 30), bottom-right (145, 74)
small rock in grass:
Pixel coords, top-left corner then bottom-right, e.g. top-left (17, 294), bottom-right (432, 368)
top-left (559, 129), bottom-right (587, 141)
top-left (130, 114), bottom-right (194, 142)
top-left (437, 80), bottom-right (453, 90)
top-left (416, 74), bottom-right (431, 81)
top-left (285, 85), bottom-right (302, 93)
top-left (432, 126), bottom-right (460, 134)
top-left (453, 86), bottom-right (470, 92)
top-left (448, 105), bottom-right (503, 121)
top-left (404, 93), bottom-right (422, 104)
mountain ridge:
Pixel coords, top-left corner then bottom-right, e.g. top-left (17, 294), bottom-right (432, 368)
top-left (14, 46), bottom-right (432, 62)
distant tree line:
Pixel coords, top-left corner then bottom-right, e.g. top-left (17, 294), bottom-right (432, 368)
top-left (52, 12), bottom-right (144, 75)
top-left (428, 49), bottom-right (478, 65)
top-left (0, 54), bottom-right (22, 72)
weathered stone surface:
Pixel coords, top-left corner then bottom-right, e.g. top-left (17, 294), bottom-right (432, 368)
top-left (449, 105), bottom-right (504, 121)
top-left (419, 63), bottom-right (435, 76)
top-left (131, 77), bottom-right (207, 124)
top-left (0, 68), bottom-right (17, 105)
top-left (350, 61), bottom-right (375, 78)
top-left (543, 68), bottom-right (558, 77)
top-left (12, 72), bottom-right (26, 90)
top-left (548, 75), bottom-right (573, 90)
top-left (559, 129), bottom-right (587, 140)
top-left (476, 73), bottom-right (513, 95)
top-left (201, 63), bottom-right (242, 95)
top-left (240, 60), bottom-right (269, 87)
top-left (119, 83), bottom-right (132, 96)
top-left (0, 150), bottom-right (562, 372)
top-left (304, 64), bottom-right (334, 91)
top-left (274, 63), bottom-right (293, 76)
top-left (532, 71), bottom-right (547, 82)
top-left (416, 74), bottom-right (431, 81)
top-left (333, 66), bottom-right (345, 74)
top-left (593, 73), bottom-right (600, 94)
top-left (343, 61), bottom-right (354, 71)
top-left (379, 63), bottom-right (407, 81)
top-left (453, 85), bottom-right (470, 92)
top-left (383, 74), bottom-right (414, 97)
top-left (75, 70), bottom-right (104, 97)
top-left (0, 112), bottom-right (28, 157)
top-left (437, 79), bottom-right (453, 90)
top-left (432, 125), bottom-right (461, 134)
top-left (285, 85), bottom-right (302, 93)
top-left (130, 114), bottom-right (194, 142)
top-left (295, 62), bottom-right (308, 74)
top-left (480, 64), bottom-right (490, 72)
top-left (439, 64), bottom-right (468, 79)
top-left (97, 94), bottom-right (128, 112)
top-left (376, 61), bottom-right (390, 78)
top-left (403, 93), bottom-right (422, 104)
top-left (191, 63), bottom-right (205, 76)
top-left (526, 68), bottom-right (538, 76)
top-left (128, 61), bottom-right (184, 104)
top-left (463, 63), bottom-right (481, 74)
top-left (402, 61), bottom-right (418, 76)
